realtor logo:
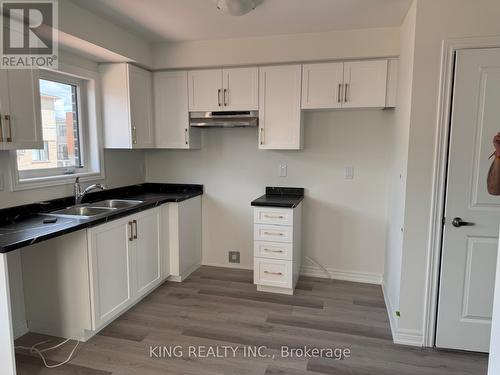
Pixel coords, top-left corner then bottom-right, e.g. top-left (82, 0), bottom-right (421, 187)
top-left (1, 0), bottom-right (58, 68)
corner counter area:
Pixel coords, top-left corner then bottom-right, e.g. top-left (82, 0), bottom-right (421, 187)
top-left (0, 183), bottom-right (202, 358)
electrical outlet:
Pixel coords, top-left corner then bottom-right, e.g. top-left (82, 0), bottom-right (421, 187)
top-left (228, 251), bottom-right (240, 264)
top-left (279, 164), bottom-right (287, 177)
top-left (345, 167), bottom-right (354, 179)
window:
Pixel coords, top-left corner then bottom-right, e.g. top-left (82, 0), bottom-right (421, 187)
top-left (31, 141), bottom-right (49, 161)
top-left (12, 66), bottom-right (103, 189)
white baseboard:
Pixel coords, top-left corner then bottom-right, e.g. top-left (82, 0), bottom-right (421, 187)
top-left (382, 282), bottom-right (424, 347)
top-left (300, 264), bottom-right (382, 285)
top-left (202, 262), bottom-right (253, 271)
top-left (169, 263), bottom-right (202, 282)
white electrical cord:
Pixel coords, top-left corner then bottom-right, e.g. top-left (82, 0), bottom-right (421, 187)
top-left (304, 255), bottom-right (332, 279)
top-left (15, 337), bottom-right (80, 369)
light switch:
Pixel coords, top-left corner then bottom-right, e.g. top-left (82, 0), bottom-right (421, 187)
top-left (279, 164), bottom-right (287, 177)
top-left (345, 167), bottom-right (354, 179)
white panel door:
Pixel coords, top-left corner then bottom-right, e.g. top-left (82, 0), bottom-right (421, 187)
top-left (0, 69), bottom-right (42, 150)
top-left (222, 67), bottom-right (258, 111)
top-left (188, 69), bottom-right (223, 111)
top-left (153, 71), bottom-right (199, 149)
top-left (134, 208), bottom-right (162, 298)
top-left (301, 62), bottom-right (343, 109)
top-left (128, 64), bottom-right (154, 148)
top-left (342, 60), bottom-right (387, 108)
top-left (88, 217), bottom-right (134, 330)
top-left (437, 49), bottom-right (500, 352)
top-left (259, 65), bottom-right (302, 150)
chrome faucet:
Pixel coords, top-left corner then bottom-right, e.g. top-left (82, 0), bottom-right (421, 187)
top-left (74, 177), bottom-right (107, 205)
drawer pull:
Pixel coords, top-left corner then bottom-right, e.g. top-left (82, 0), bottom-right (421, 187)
top-left (264, 271), bottom-right (283, 276)
top-left (263, 231), bottom-right (284, 236)
top-left (264, 248), bottom-right (284, 253)
top-left (263, 214), bottom-right (285, 219)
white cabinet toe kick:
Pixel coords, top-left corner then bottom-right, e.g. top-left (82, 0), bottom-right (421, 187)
top-left (253, 204), bottom-right (302, 295)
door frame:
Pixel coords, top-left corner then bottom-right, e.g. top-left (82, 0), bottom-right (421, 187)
top-left (425, 35), bottom-right (500, 347)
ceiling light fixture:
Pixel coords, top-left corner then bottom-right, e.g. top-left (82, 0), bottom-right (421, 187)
top-left (216, 0), bottom-right (257, 16)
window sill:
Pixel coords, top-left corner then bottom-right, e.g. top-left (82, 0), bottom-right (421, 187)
top-left (11, 170), bottom-right (105, 191)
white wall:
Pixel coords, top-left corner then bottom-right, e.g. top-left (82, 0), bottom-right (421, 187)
top-left (146, 110), bottom-right (395, 280)
top-left (153, 27), bottom-right (399, 69)
top-left (383, 0), bottom-right (417, 339)
top-left (397, 0), bottom-right (500, 343)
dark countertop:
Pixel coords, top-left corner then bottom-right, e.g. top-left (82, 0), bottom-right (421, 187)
top-left (251, 187), bottom-right (304, 208)
top-left (0, 183), bottom-right (203, 253)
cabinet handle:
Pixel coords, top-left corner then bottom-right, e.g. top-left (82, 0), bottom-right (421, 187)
top-left (4, 115), bottom-right (11, 142)
top-left (263, 231), bottom-right (284, 236)
top-left (259, 128), bottom-right (264, 145)
top-left (0, 114), bottom-right (3, 142)
top-left (128, 221), bottom-right (133, 241)
top-left (218, 89), bottom-right (222, 107)
top-left (344, 83), bottom-right (349, 103)
top-left (264, 271), bottom-right (283, 276)
top-left (264, 249), bottom-right (284, 253)
top-left (263, 214), bottom-right (285, 219)
top-left (184, 128), bottom-right (188, 145)
top-left (132, 126), bottom-right (137, 144)
top-left (338, 83), bottom-right (342, 103)
top-left (223, 89), bottom-right (228, 106)
top-left (133, 219), bottom-right (138, 239)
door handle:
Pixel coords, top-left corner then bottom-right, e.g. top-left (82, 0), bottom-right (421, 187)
top-left (133, 219), bottom-right (138, 239)
top-left (451, 217), bottom-right (475, 228)
top-left (218, 89), bottom-right (222, 107)
top-left (0, 113), bottom-right (3, 142)
top-left (259, 127), bottom-right (264, 145)
top-left (338, 83), bottom-right (342, 103)
top-left (132, 126), bottom-right (137, 144)
top-left (128, 221), bottom-right (133, 241)
top-left (184, 128), bottom-right (188, 145)
top-left (4, 115), bottom-right (11, 142)
top-left (344, 83), bottom-right (349, 103)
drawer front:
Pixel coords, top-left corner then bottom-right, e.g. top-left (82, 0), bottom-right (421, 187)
top-left (254, 257), bottom-right (293, 288)
top-left (254, 207), bottom-right (293, 226)
top-left (254, 224), bottom-right (293, 243)
top-left (254, 241), bottom-right (292, 260)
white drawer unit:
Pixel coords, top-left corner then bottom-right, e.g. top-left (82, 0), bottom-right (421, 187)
top-left (254, 206), bottom-right (294, 226)
top-left (254, 258), bottom-right (293, 288)
top-left (254, 224), bottom-right (293, 243)
top-left (252, 198), bottom-right (302, 295)
top-left (254, 241), bottom-right (293, 261)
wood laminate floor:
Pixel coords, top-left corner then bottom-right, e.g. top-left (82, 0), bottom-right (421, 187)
top-left (15, 266), bottom-right (488, 375)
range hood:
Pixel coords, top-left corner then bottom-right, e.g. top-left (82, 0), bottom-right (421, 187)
top-left (189, 111), bottom-right (258, 128)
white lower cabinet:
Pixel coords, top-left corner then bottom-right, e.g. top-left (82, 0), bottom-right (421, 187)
top-left (21, 205), bottom-right (181, 341)
top-left (253, 203), bottom-right (302, 295)
top-left (88, 208), bottom-right (162, 330)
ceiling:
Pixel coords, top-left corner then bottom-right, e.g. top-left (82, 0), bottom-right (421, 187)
top-left (71, 0), bottom-right (412, 43)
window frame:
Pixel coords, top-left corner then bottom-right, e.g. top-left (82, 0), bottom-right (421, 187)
top-left (10, 62), bottom-right (105, 190)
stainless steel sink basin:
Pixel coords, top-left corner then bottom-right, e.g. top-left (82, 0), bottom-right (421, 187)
top-left (47, 205), bottom-right (115, 219)
top-left (90, 199), bottom-right (143, 209)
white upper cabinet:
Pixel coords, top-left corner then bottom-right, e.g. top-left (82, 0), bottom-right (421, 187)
top-left (188, 67), bottom-right (258, 112)
top-left (222, 67), bottom-right (258, 111)
top-left (0, 69), bottom-right (42, 150)
top-left (100, 63), bottom-right (154, 149)
top-left (188, 69), bottom-right (223, 111)
top-left (153, 71), bottom-right (200, 149)
top-left (342, 60), bottom-right (388, 108)
top-left (301, 59), bottom-right (390, 110)
top-left (259, 65), bottom-right (302, 150)
top-left (301, 62), bottom-right (343, 109)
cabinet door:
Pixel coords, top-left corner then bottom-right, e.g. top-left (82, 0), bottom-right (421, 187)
top-left (222, 67), bottom-right (258, 111)
top-left (134, 208), bottom-right (162, 298)
top-left (153, 71), bottom-right (199, 149)
top-left (301, 62), bottom-right (343, 109)
top-left (188, 69), bottom-right (223, 111)
top-left (88, 217), bottom-right (134, 330)
top-left (259, 65), bottom-right (302, 150)
top-left (178, 196), bottom-right (202, 276)
top-left (128, 64), bottom-right (154, 148)
top-left (0, 69), bottom-right (42, 150)
top-left (343, 60), bottom-right (388, 108)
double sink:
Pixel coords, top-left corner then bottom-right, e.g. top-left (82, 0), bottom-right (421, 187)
top-left (45, 199), bottom-right (144, 219)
